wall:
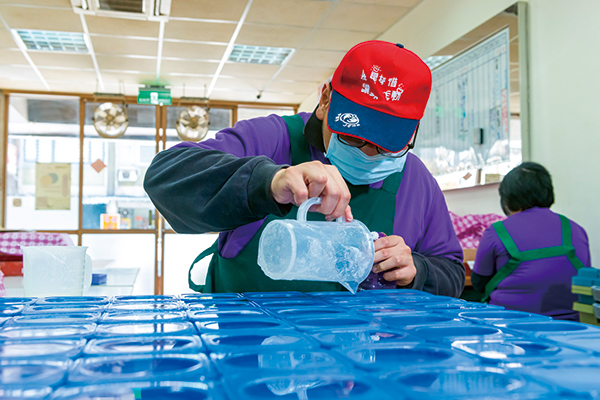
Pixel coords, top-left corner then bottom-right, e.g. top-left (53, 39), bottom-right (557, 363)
top-left (300, 0), bottom-right (600, 265)
top-left (379, 0), bottom-right (600, 265)
top-left (0, 90), bottom-right (4, 225)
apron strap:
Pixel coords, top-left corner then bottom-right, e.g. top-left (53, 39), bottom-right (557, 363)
top-left (188, 238), bottom-right (219, 292)
top-left (482, 215), bottom-right (586, 302)
top-left (283, 114), bottom-right (312, 165)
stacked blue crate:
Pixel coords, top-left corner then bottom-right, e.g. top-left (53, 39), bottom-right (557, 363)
top-left (0, 290), bottom-right (599, 399)
top-left (572, 267), bottom-right (600, 325)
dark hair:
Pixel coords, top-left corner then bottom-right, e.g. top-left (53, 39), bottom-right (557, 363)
top-left (499, 162), bottom-right (554, 215)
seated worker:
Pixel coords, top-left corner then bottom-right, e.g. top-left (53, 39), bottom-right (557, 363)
top-left (144, 40), bottom-right (465, 295)
top-left (471, 162), bottom-right (591, 320)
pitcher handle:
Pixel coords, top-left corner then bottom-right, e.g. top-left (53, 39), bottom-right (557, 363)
top-left (297, 197), bottom-right (345, 223)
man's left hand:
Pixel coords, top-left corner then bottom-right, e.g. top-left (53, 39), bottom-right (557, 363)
top-left (372, 235), bottom-right (416, 287)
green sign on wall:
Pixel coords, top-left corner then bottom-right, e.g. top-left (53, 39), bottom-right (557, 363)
top-left (137, 86), bottom-right (172, 105)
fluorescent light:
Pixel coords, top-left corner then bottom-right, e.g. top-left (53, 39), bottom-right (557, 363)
top-left (228, 44), bottom-right (293, 65)
top-left (15, 29), bottom-right (88, 53)
top-left (424, 55), bottom-right (453, 70)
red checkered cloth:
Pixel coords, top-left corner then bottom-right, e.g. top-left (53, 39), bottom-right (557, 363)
top-left (0, 232), bottom-right (75, 261)
top-left (449, 211), bottom-right (505, 250)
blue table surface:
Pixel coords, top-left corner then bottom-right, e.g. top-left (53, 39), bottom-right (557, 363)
top-left (0, 290), bottom-right (599, 400)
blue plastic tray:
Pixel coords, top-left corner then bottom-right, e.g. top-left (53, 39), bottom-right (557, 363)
top-left (266, 306), bottom-right (354, 321)
top-left (0, 323), bottom-right (96, 340)
top-left (382, 366), bottom-right (552, 399)
top-left (23, 304), bottom-right (105, 314)
top-left (456, 310), bottom-right (553, 327)
top-left (187, 308), bottom-right (271, 321)
top-left (451, 337), bottom-right (593, 366)
top-left (83, 335), bottom-right (203, 356)
top-left (112, 295), bottom-right (179, 302)
top-left (518, 361), bottom-right (600, 397)
top-left (68, 354), bottom-right (212, 384)
top-left (35, 296), bottom-right (109, 306)
top-left (241, 291), bottom-right (309, 299)
top-left (0, 297), bottom-right (37, 305)
top-left (224, 372), bottom-right (396, 400)
top-left (255, 299), bottom-right (326, 308)
top-left (379, 313), bottom-right (462, 330)
top-left (94, 321), bottom-right (196, 337)
top-left (0, 338), bottom-right (86, 359)
top-left (100, 310), bottom-right (187, 323)
top-left (309, 327), bottom-right (421, 349)
top-left (411, 323), bottom-right (509, 343)
top-left (9, 313), bottom-right (100, 325)
top-left (337, 343), bottom-right (477, 371)
top-left (290, 315), bottom-right (380, 332)
top-left (546, 333), bottom-right (600, 354)
top-left (0, 304), bottom-right (25, 316)
top-left (201, 330), bottom-right (319, 353)
top-left (195, 318), bottom-right (294, 333)
top-left (51, 381), bottom-right (226, 400)
top-left (179, 292), bottom-right (241, 300)
top-left (0, 359), bottom-right (69, 388)
top-left (108, 302), bottom-right (183, 312)
top-left (503, 320), bottom-right (600, 339)
top-left (187, 301), bottom-right (259, 312)
top-left (211, 349), bottom-right (353, 377)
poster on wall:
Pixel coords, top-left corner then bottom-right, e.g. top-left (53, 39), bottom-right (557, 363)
top-left (35, 163), bottom-right (71, 210)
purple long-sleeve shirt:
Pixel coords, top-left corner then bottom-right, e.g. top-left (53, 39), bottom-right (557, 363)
top-left (144, 112), bottom-right (465, 296)
top-left (473, 207), bottom-right (591, 319)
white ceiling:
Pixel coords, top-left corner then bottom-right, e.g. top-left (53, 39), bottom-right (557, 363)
top-left (0, 0), bottom-right (425, 105)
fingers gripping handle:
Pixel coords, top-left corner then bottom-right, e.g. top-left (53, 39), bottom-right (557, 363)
top-left (297, 197), bottom-right (345, 223)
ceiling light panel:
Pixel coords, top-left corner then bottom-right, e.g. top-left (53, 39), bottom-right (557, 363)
top-left (228, 45), bottom-right (293, 65)
top-left (15, 30), bottom-right (88, 53)
top-left (424, 55), bottom-right (453, 70)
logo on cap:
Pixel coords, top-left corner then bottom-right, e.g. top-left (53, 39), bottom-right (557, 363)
top-left (335, 113), bottom-right (360, 128)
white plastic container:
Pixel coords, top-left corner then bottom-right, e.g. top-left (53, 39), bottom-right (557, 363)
top-left (22, 246), bottom-right (92, 297)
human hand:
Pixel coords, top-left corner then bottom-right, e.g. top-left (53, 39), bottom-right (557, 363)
top-left (372, 235), bottom-right (416, 286)
top-left (270, 161), bottom-right (353, 221)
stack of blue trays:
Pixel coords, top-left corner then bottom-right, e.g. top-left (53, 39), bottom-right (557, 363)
top-left (0, 290), bottom-right (599, 399)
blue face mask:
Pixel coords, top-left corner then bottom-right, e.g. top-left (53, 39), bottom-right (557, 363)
top-left (326, 133), bottom-right (407, 185)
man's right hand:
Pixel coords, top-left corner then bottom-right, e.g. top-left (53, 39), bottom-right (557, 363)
top-left (270, 161), bottom-right (352, 222)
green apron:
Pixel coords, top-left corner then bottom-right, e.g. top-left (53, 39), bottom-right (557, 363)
top-left (188, 114), bottom-right (403, 293)
top-left (481, 214), bottom-right (586, 302)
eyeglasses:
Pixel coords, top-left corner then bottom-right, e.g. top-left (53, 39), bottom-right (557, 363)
top-left (336, 124), bottom-right (419, 158)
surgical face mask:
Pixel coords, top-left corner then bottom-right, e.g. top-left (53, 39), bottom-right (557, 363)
top-left (326, 133), bottom-right (407, 185)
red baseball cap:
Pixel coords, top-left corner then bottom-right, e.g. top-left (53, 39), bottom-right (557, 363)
top-left (327, 40), bottom-right (432, 153)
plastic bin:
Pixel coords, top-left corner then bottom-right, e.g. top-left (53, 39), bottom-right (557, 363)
top-left (0, 338), bottom-right (86, 359)
top-left (83, 336), bottom-right (203, 356)
top-left (68, 354), bottom-right (212, 384)
top-left (201, 330), bottom-right (319, 353)
top-left (94, 321), bottom-right (196, 337)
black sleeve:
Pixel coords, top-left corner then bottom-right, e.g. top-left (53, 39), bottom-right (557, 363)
top-left (401, 253), bottom-right (466, 297)
top-left (143, 146), bottom-right (292, 233)
top-left (470, 271), bottom-right (493, 293)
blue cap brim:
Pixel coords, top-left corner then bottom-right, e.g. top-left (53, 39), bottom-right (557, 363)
top-left (327, 89), bottom-right (419, 153)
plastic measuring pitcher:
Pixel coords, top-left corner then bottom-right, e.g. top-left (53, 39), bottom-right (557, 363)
top-left (257, 197), bottom-right (377, 293)
top-left (22, 246), bottom-right (92, 297)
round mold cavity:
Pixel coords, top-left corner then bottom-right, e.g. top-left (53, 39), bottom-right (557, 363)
top-left (419, 326), bottom-right (500, 338)
top-left (202, 320), bottom-right (283, 331)
top-left (296, 317), bottom-right (371, 328)
top-left (241, 377), bottom-right (372, 399)
top-left (382, 315), bottom-right (454, 327)
top-left (222, 351), bottom-right (337, 370)
top-left (506, 322), bottom-right (589, 332)
top-left (212, 333), bottom-right (305, 347)
top-left (459, 311), bottom-right (535, 320)
top-left (394, 369), bottom-right (526, 395)
top-left (347, 346), bottom-right (454, 367)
